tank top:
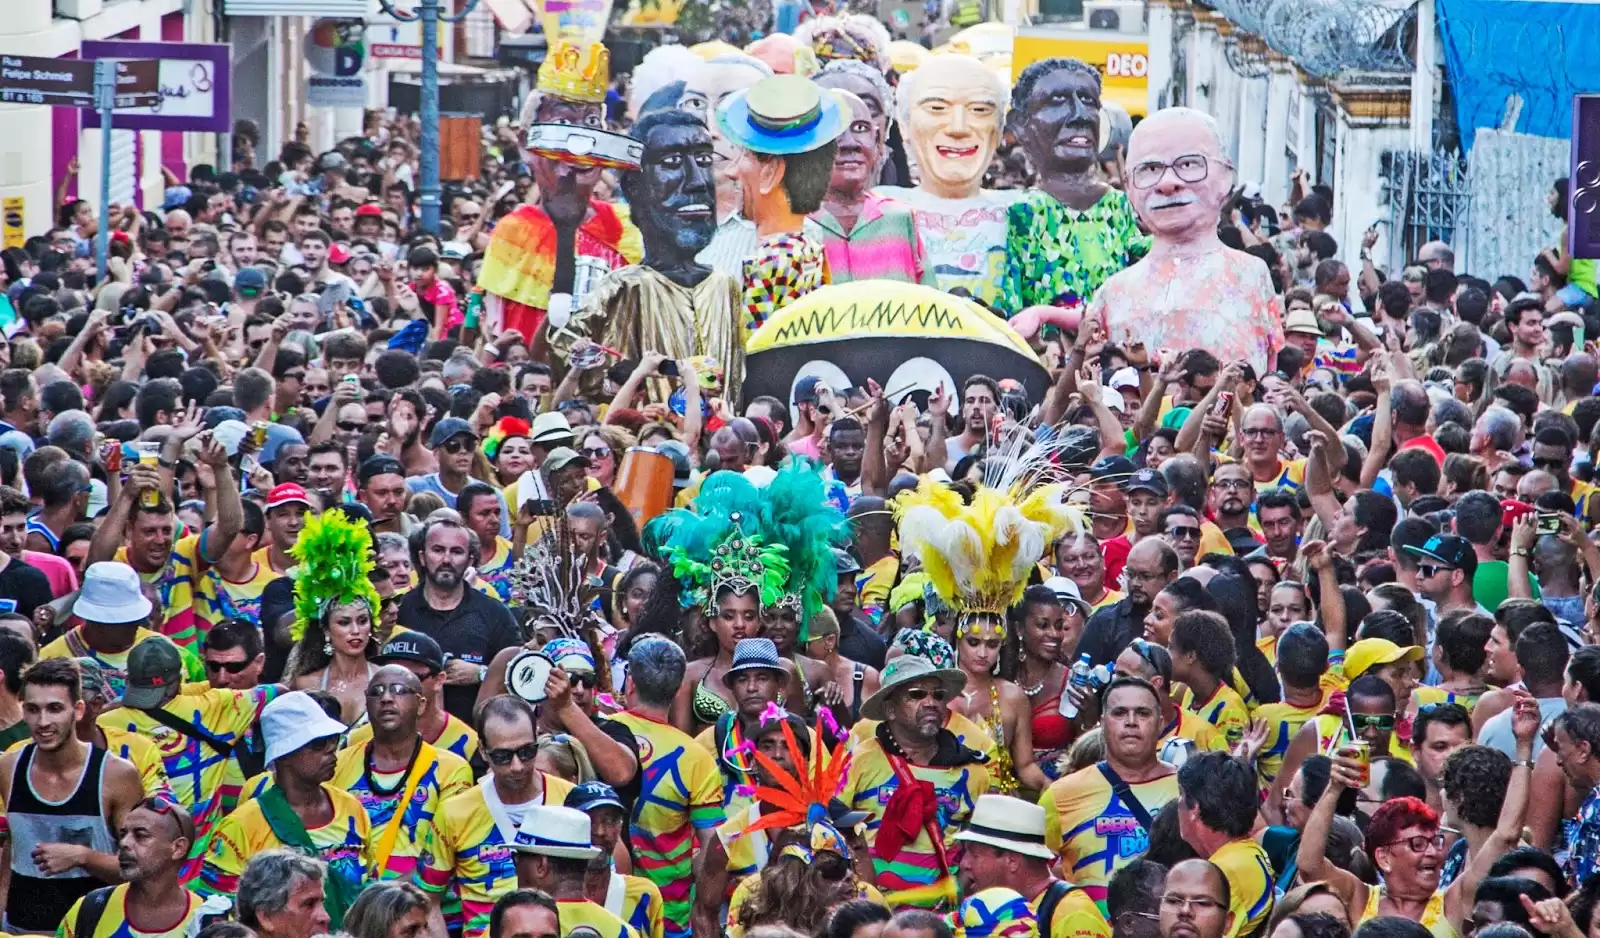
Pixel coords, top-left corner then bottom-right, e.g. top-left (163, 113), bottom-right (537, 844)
top-left (5, 743), bottom-right (117, 934)
top-left (1359, 887), bottom-right (1457, 938)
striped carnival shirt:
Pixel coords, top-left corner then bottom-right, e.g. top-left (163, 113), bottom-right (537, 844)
top-left (807, 193), bottom-right (937, 286)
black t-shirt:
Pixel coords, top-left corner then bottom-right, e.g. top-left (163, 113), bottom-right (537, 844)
top-left (397, 586), bottom-right (523, 722)
top-left (258, 575), bottom-right (296, 684)
top-left (595, 715), bottom-right (642, 810)
top-left (837, 611), bottom-right (887, 670)
top-left (0, 557), bottom-right (53, 618)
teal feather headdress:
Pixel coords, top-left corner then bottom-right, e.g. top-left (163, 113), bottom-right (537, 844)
top-left (651, 471), bottom-right (790, 611)
top-left (288, 508), bottom-right (382, 642)
top-left (757, 462), bottom-right (852, 634)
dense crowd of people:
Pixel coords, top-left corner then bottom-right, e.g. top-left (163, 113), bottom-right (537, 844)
top-left (5, 9), bottom-right (1600, 938)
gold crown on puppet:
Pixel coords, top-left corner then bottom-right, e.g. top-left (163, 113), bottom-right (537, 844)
top-left (536, 41), bottom-right (611, 105)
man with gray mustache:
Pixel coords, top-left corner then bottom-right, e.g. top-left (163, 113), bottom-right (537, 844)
top-left (1084, 107), bottom-right (1286, 378)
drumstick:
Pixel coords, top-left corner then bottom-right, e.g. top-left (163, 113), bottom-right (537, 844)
top-left (841, 384), bottom-right (918, 418)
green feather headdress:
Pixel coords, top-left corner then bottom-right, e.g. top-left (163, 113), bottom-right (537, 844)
top-left (288, 508), bottom-right (383, 642)
top-left (650, 471), bottom-right (791, 611)
top-left (757, 462), bottom-right (852, 636)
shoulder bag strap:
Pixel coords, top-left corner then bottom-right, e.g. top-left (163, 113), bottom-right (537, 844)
top-left (75, 886), bottom-right (117, 938)
top-left (370, 743), bottom-right (438, 879)
top-left (1036, 881), bottom-right (1074, 936)
top-left (1095, 761), bottom-right (1155, 832)
top-left (144, 706), bottom-right (235, 758)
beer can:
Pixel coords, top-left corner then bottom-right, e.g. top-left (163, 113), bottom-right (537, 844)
top-left (1342, 739), bottom-right (1371, 788)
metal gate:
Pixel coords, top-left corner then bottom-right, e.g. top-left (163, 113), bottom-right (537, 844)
top-left (1380, 148), bottom-right (1472, 272)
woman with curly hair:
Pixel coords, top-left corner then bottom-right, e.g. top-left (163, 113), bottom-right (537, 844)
top-left (579, 425), bottom-right (636, 489)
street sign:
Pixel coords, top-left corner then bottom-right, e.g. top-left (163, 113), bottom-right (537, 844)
top-left (1, 198), bottom-right (23, 251)
top-left (0, 55), bottom-right (159, 108)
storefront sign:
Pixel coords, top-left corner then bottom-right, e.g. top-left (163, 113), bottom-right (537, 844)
top-left (80, 42), bottom-right (231, 132)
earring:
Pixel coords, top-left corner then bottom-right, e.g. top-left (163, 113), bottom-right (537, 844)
top-left (324, 635), bottom-right (333, 656)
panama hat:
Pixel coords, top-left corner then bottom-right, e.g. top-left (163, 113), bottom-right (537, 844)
top-left (716, 75), bottom-right (844, 156)
top-left (513, 805), bottom-right (603, 860)
top-left (859, 654), bottom-right (966, 721)
top-left (953, 795), bottom-right (1056, 860)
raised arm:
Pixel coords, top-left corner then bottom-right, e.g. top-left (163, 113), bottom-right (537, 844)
top-left (1360, 354), bottom-right (1394, 488)
top-left (1447, 692), bottom-right (1538, 932)
top-left (1303, 430), bottom-right (1343, 533)
top-left (1295, 746), bottom-right (1367, 920)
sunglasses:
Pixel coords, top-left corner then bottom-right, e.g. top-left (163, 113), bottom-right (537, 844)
top-left (569, 673), bottom-right (597, 690)
top-left (205, 658), bottom-right (252, 675)
top-left (365, 682), bottom-right (420, 699)
top-left (1417, 564), bottom-right (1456, 579)
top-left (1350, 713), bottom-right (1396, 733)
top-left (1532, 457), bottom-right (1566, 471)
top-left (901, 686), bottom-right (950, 703)
top-left (486, 743), bottom-right (540, 766)
top-left (442, 438), bottom-right (474, 454)
top-left (1167, 526), bottom-right (1202, 540)
top-left (337, 420), bottom-right (366, 432)
top-left (581, 447), bottom-right (611, 460)
top-left (304, 735), bottom-right (342, 753)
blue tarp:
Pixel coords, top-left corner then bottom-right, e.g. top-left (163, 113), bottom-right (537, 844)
top-left (1436, 0), bottom-right (1593, 149)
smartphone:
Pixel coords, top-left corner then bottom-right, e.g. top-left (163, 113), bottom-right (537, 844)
top-left (1211, 391), bottom-right (1234, 418)
top-left (1537, 512), bottom-right (1563, 536)
top-left (657, 360), bottom-right (679, 378)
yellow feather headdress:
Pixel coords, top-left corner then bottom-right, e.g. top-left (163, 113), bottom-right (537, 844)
top-left (894, 432), bottom-right (1085, 618)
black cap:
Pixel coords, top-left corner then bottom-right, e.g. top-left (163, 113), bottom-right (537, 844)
top-left (1090, 455), bottom-right (1138, 484)
top-left (358, 454), bottom-right (406, 485)
top-left (1126, 468), bottom-right (1170, 498)
top-left (375, 631), bottom-right (446, 673)
top-left (1403, 533), bottom-right (1475, 570)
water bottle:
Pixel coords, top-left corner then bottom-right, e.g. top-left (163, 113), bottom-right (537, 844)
top-left (1061, 653), bottom-right (1094, 719)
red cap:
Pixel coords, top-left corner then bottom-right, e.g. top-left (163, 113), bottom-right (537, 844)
top-left (1501, 499), bottom-right (1535, 528)
top-left (1397, 434), bottom-right (1445, 468)
top-left (328, 244), bottom-right (351, 265)
top-left (266, 483), bottom-right (312, 511)
top-left (354, 203), bottom-right (384, 218)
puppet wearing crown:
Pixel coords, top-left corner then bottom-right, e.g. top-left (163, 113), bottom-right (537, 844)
top-left (475, 40), bottom-right (643, 351)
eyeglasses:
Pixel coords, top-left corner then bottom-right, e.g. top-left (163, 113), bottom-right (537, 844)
top-left (1240, 427), bottom-right (1279, 439)
top-left (1211, 478), bottom-right (1252, 491)
top-left (1379, 832), bottom-right (1446, 853)
top-left (284, 371), bottom-right (307, 381)
top-left (365, 682), bottom-right (420, 699)
top-left (441, 438), bottom-right (474, 454)
top-left (1417, 564), bottom-right (1456, 579)
top-left (581, 447), bottom-right (612, 460)
top-left (1159, 895), bottom-right (1225, 914)
top-left (205, 658), bottom-right (253, 675)
top-left (1167, 526), bottom-right (1201, 540)
top-left (901, 686), bottom-right (950, 703)
top-left (486, 743), bottom-right (540, 766)
top-left (1350, 713), bottom-right (1396, 733)
top-left (1130, 154), bottom-right (1224, 190)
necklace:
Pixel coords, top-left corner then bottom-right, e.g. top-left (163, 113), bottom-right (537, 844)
top-left (364, 734), bottom-right (423, 797)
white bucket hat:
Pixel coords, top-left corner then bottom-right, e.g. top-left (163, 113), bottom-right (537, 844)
top-left (513, 806), bottom-right (602, 860)
top-left (952, 794), bottom-right (1056, 861)
top-left (72, 562), bottom-right (153, 625)
top-left (261, 692), bottom-right (349, 766)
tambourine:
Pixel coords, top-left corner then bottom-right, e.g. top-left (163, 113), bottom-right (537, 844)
top-left (506, 650), bottom-right (556, 703)
top-left (524, 123), bottom-right (643, 171)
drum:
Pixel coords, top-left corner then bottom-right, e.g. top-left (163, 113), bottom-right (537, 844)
top-left (614, 446), bottom-right (675, 526)
top-left (524, 123), bottom-right (643, 171)
top-left (506, 650), bottom-right (556, 703)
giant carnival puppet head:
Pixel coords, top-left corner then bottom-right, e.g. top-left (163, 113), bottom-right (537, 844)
top-left (1122, 106), bottom-right (1234, 241)
top-left (1006, 57), bottom-right (1104, 189)
top-left (896, 53), bottom-right (1008, 200)
top-left (520, 41), bottom-right (612, 226)
top-left (621, 109), bottom-right (718, 272)
top-left (796, 14), bottom-right (891, 74)
top-left (813, 59), bottom-right (895, 158)
top-left (821, 89), bottom-right (882, 203)
top-left (717, 75), bottom-right (844, 232)
top-left (746, 33), bottom-right (820, 76)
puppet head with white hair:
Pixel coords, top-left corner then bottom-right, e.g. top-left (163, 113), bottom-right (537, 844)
top-left (896, 53), bottom-right (1008, 201)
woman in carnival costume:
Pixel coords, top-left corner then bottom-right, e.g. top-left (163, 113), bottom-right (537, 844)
top-left (894, 453), bottom-right (1084, 798)
top-left (286, 508), bottom-right (383, 724)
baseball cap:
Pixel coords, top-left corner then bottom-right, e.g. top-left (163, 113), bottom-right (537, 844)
top-left (793, 375), bottom-right (823, 406)
top-left (1402, 533), bottom-right (1473, 569)
top-left (428, 417), bottom-right (478, 448)
top-left (655, 440), bottom-right (693, 489)
top-left (1101, 386), bottom-right (1127, 413)
top-left (160, 186), bottom-right (192, 212)
top-left (358, 454), bottom-right (406, 485)
top-left (1343, 638), bottom-right (1424, 682)
top-left (1090, 455), bottom-right (1138, 484)
top-left (235, 267), bottom-right (267, 298)
top-left (123, 637), bottom-right (184, 709)
top-left (204, 407), bottom-right (248, 430)
top-left (544, 447), bottom-right (590, 472)
top-left (355, 203), bottom-right (384, 218)
top-left (328, 244), bottom-right (351, 266)
top-left (1501, 499), bottom-right (1535, 529)
top-left (1126, 468), bottom-right (1169, 498)
top-left (833, 548), bottom-right (862, 575)
top-left (266, 483), bottom-right (313, 511)
top-left (375, 630), bottom-right (446, 674)
top-left (1108, 367), bottom-right (1141, 391)
top-left (565, 781), bottom-right (625, 814)
top-left (317, 151), bottom-right (348, 172)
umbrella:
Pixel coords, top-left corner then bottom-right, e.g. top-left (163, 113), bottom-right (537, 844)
top-left (741, 280), bottom-right (1050, 413)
